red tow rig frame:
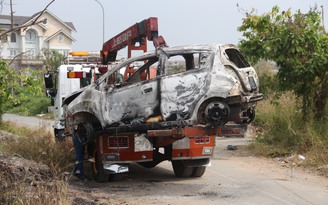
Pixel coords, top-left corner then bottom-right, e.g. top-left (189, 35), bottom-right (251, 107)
top-left (100, 17), bottom-right (167, 79)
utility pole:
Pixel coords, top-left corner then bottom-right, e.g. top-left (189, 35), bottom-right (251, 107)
top-left (94, 0), bottom-right (105, 44)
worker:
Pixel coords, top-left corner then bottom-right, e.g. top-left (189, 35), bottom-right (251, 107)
top-left (72, 134), bottom-right (87, 181)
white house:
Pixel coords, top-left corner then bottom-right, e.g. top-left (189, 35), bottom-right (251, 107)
top-left (0, 10), bottom-right (76, 70)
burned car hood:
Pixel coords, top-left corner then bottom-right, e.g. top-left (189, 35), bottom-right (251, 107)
top-left (62, 86), bottom-right (89, 106)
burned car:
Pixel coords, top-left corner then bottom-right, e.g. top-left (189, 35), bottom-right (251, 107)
top-left (63, 44), bottom-right (263, 138)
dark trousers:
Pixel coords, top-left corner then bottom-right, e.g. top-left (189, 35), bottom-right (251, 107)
top-left (72, 134), bottom-right (85, 179)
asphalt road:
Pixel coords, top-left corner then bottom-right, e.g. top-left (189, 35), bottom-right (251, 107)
top-left (2, 113), bottom-right (328, 204)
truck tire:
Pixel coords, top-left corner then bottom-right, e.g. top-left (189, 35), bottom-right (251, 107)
top-left (77, 122), bottom-right (94, 144)
top-left (191, 166), bottom-right (206, 177)
top-left (172, 160), bottom-right (193, 178)
top-left (92, 151), bottom-right (109, 182)
top-left (54, 129), bottom-right (65, 142)
top-left (109, 173), bottom-right (127, 181)
top-left (83, 161), bottom-right (93, 180)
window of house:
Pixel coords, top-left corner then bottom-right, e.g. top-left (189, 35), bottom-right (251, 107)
top-left (10, 49), bottom-right (17, 56)
top-left (26, 30), bottom-right (37, 42)
top-left (56, 49), bottom-right (70, 57)
top-left (10, 33), bottom-right (16, 42)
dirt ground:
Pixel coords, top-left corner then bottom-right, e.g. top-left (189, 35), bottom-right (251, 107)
top-left (1, 123), bottom-right (328, 204)
top-left (66, 137), bottom-right (328, 205)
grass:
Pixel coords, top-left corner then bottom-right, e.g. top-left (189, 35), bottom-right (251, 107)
top-left (250, 92), bottom-right (328, 175)
top-left (0, 175), bottom-right (71, 205)
top-left (0, 121), bottom-right (74, 174)
top-left (4, 94), bottom-right (51, 116)
top-left (0, 121), bottom-right (74, 205)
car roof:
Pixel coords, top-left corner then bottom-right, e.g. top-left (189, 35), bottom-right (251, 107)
top-left (97, 43), bottom-right (239, 83)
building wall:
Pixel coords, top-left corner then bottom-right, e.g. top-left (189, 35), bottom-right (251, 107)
top-left (0, 11), bottom-right (75, 70)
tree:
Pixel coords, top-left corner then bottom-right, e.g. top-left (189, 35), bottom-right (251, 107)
top-left (42, 49), bottom-right (64, 99)
top-left (0, 1), bottom-right (57, 119)
top-left (238, 5), bottom-right (328, 121)
top-left (0, 0), bottom-right (55, 38)
top-left (0, 61), bottom-right (17, 119)
top-left (42, 48), bottom-right (64, 73)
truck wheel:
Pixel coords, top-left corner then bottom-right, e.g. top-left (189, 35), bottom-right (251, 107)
top-left (92, 151), bottom-right (109, 182)
top-left (54, 129), bottom-right (65, 142)
top-left (172, 160), bottom-right (193, 178)
top-left (83, 161), bottom-right (93, 180)
top-left (191, 166), bottom-right (206, 177)
top-left (109, 173), bottom-right (127, 181)
top-left (77, 122), bottom-right (94, 144)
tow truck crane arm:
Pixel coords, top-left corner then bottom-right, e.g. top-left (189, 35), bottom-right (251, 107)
top-left (100, 17), bottom-right (167, 65)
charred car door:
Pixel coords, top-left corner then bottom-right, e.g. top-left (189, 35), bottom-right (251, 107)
top-left (159, 49), bottom-right (213, 121)
top-left (102, 56), bottom-right (160, 125)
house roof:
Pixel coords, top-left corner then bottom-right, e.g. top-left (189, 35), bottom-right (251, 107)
top-left (45, 29), bottom-right (76, 42)
top-left (0, 9), bottom-right (76, 31)
top-left (0, 15), bottom-right (30, 29)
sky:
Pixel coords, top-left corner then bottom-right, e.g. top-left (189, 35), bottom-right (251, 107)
top-left (1, 0), bottom-right (328, 56)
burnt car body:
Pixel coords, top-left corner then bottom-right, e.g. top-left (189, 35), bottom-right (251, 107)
top-left (63, 44), bottom-right (263, 136)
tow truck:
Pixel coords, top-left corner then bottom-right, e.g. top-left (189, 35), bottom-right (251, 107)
top-left (47, 17), bottom-right (259, 182)
top-left (44, 52), bottom-right (103, 141)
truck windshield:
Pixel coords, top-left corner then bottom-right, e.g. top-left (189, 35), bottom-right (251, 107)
top-left (80, 74), bottom-right (102, 88)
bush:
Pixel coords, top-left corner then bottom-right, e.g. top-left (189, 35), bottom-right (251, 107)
top-left (0, 121), bottom-right (74, 174)
top-left (0, 122), bottom-right (73, 205)
top-left (251, 92), bottom-right (328, 174)
top-left (5, 94), bottom-right (51, 116)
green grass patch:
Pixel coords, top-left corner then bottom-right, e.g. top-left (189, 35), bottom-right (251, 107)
top-left (4, 94), bottom-right (51, 116)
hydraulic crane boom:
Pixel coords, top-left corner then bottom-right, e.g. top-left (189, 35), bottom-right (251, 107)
top-left (100, 17), bottom-right (167, 65)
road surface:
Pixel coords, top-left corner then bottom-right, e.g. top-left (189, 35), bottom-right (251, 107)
top-left (2, 113), bottom-right (53, 133)
top-left (2, 113), bottom-right (328, 204)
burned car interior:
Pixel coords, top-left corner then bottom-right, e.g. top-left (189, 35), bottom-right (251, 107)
top-left (101, 50), bottom-right (212, 88)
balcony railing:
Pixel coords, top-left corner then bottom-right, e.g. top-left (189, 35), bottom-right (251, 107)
top-left (19, 55), bottom-right (45, 65)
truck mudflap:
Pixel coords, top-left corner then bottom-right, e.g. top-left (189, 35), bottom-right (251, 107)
top-left (103, 163), bottom-right (129, 174)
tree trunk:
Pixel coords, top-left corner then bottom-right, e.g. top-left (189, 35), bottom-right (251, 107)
top-left (314, 88), bottom-right (327, 121)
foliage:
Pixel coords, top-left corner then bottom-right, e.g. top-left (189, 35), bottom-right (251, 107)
top-left (2, 67), bottom-right (50, 116)
top-left (0, 121), bottom-right (74, 174)
top-left (0, 61), bottom-right (18, 118)
top-left (42, 49), bottom-right (64, 89)
top-left (253, 60), bottom-right (279, 99)
top-left (251, 93), bottom-right (328, 174)
top-left (42, 48), bottom-right (64, 73)
top-left (0, 122), bottom-right (72, 205)
top-left (238, 5), bottom-right (328, 121)
top-left (4, 94), bottom-right (50, 116)
top-left (18, 68), bottom-right (44, 96)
